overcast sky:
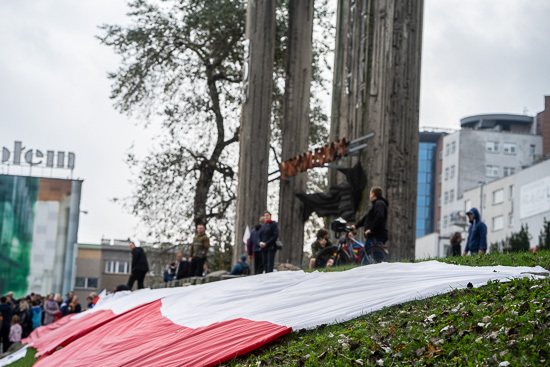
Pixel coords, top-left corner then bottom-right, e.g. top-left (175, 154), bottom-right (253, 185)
top-left (0, 1), bottom-right (549, 244)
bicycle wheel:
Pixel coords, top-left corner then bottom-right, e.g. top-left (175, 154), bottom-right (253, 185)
top-left (314, 246), bottom-right (338, 268)
top-left (334, 248), bottom-right (353, 266)
top-left (362, 245), bottom-right (387, 265)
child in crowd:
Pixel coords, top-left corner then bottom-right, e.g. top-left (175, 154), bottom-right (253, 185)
top-left (9, 314), bottom-right (22, 344)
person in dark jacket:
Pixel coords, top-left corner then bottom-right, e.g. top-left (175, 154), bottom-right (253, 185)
top-left (309, 228), bottom-right (333, 269)
top-left (0, 296), bottom-right (13, 353)
top-left (259, 211), bottom-right (279, 273)
top-left (175, 252), bottom-right (190, 280)
top-left (449, 232), bottom-right (462, 257)
top-left (164, 262), bottom-right (176, 282)
top-left (354, 186), bottom-right (389, 247)
top-left (247, 216), bottom-right (265, 274)
top-left (127, 241), bottom-right (149, 290)
top-left (463, 207), bottom-right (487, 255)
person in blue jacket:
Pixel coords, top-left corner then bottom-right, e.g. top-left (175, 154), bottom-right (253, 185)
top-left (229, 254), bottom-right (251, 275)
top-left (463, 207), bottom-right (487, 255)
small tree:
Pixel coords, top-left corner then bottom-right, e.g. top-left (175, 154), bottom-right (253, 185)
top-left (490, 240), bottom-right (502, 254)
top-left (538, 218), bottom-right (550, 251)
top-left (506, 224), bottom-right (531, 253)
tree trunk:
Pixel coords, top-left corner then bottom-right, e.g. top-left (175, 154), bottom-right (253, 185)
top-left (330, 0), bottom-right (423, 261)
top-left (277, 0), bottom-right (314, 266)
top-left (233, 0), bottom-right (277, 264)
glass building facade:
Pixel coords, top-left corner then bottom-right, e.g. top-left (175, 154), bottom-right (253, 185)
top-left (416, 133), bottom-right (440, 238)
top-left (0, 174), bottom-right (82, 298)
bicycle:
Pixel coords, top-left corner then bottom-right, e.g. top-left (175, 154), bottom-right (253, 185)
top-left (326, 218), bottom-right (389, 267)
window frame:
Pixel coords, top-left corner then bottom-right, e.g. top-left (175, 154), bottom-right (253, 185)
top-left (503, 143), bottom-right (516, 155)
top-left (492, 188), bottom-right (504, 205)
top-left (492, 215), bottom-right (504, 231)
top-left (486, 141), bottom-right (499, 153)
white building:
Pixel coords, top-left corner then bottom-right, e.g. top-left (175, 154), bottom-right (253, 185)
top-left (438, 114), bottom-right (543, 238)
top-left (463, 158), bottom-right (550, 250)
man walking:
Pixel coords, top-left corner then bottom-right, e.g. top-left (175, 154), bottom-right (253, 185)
top-left (127, 241), bottom-right (149, 290)
top-left (463, 207), bottom-right (487, 255)
top-left (189, 224), bottom-right (210, 277)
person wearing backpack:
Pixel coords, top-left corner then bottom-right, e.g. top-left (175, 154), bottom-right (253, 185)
top-left (229, 254), bottom-right (251, 276)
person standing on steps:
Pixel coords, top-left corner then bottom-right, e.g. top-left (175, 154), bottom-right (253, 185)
top-left (127, 240), bottom-right (149, 290)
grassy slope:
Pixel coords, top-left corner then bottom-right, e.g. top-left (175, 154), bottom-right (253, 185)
top-left (221, 251), bottom-right (550, 366)
top-left (7, 251), bottom-right (550, 367)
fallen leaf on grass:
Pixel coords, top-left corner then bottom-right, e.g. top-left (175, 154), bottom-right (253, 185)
top-left (425, 343), bottom-right (443, 358)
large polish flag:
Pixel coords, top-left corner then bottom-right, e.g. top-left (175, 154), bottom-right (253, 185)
top-left (9, 261), bottom-right (547, 367)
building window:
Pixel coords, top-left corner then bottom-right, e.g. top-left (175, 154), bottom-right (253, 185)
top-left (105, 261), bottom-right (130, 274)
top-left (492, 215), bottom-right (504, 231)
top-left (445, 144), bottom-right (450, 156)
top-left (443, 216), bottom-right (448, 228)
top-left (486, 165), bottom-right (499, 178)
top-left (438, 196), bottom-right (441, 207)
top-left (486, 141), bottom-right (499, 153)
top-left (450, 189), bottom-right (455, 202)
top-left (450, 165), bottom-right (455, 178)
top-left (451, 141), bottom-right (456, 154)
top-left (75, 277), bottom-right (99, 289)
top-left (509, 185), bottom-right (513, 199)
top-left (492, 188), bottom-right (504, 204)
top-left (444, 191), bottom-right (449, 204)
top-left (508, 213), bottom-right (513, 227)
top-left (503, 167), bottom-right (515, 177)
top-left (503, 143), bottom-right (516, 154)
top-left (529, 144), bottom-right (536, 156)
top-left (445, 168), bottom-right (449, 180)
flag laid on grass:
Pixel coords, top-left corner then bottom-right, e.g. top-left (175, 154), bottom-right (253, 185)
top-left (17, 261), bottom-right (547, 367)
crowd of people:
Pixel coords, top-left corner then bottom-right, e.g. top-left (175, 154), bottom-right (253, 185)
top-left (161, 211), bottom-right (281, 280)
top-left (161, 223), bottom-right (212, 283)
top-left (0, 290), bottom-right (97, 354)
top-left (139, 186), bottom-right (488, 288)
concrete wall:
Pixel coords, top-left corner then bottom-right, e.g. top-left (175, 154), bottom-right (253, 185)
top-left (100, 244), bottom-right (132, 292)
top-left (513, 159), bottom-right (550, 248)
top-left (415, 232), bottom-right (455, 260)
top-left (74, 245), bottom-right (101, 302)
top-left (461, 158), bottom-right (550, 250)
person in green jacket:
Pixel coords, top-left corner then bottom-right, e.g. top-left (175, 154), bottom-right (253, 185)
top-left (189, 223), bottom-right (210, 276)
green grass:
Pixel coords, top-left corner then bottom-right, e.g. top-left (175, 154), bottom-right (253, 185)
top-left (6, 251), bottom-right (550, 367)
top-left (4, 347), bottom-right (38, 367)
top-left (221, 250), bottom-right (550, 366)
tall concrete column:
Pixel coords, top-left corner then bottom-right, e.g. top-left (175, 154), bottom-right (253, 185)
top-left (233, 0), bottom-right (277, 264)
top-left (277, 0), bottom-right (314, 266)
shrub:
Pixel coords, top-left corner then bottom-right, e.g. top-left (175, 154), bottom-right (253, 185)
top-left (505, 224), bottom-right (531, 252)
top-left (538, 217), bottom-right (550, 251)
